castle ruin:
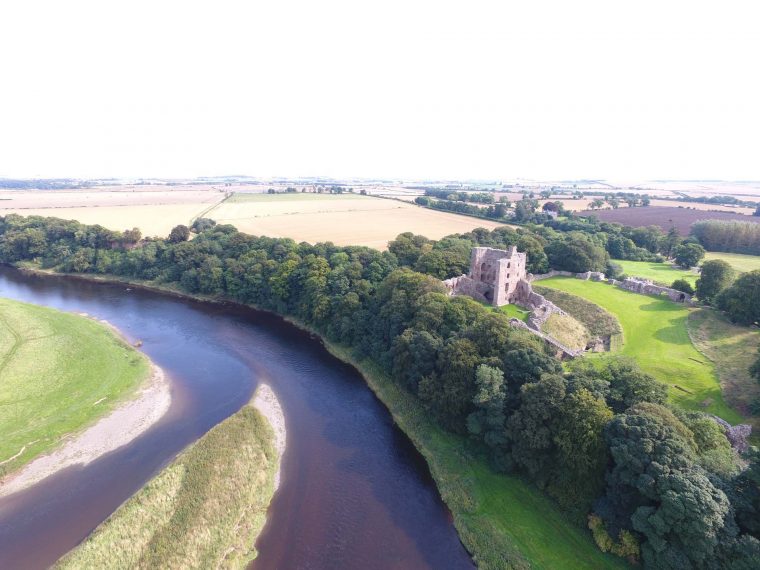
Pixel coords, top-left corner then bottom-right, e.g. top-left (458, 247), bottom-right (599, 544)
top-left (443, 246), bottom-right (527, 306)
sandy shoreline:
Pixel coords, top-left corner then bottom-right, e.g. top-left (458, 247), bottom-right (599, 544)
top-left (0, 364), bottom-right (171, 499)
top-left (252, 383), bottom-right (286, 490)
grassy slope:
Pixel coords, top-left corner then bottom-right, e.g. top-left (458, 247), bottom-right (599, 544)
top-left (541, 313), bottom-right (590, 351)
top-left (613, 259), bottom-right (698, 286)
top-left (533, 286), bottom-right (623, 349)
top-left (538, 277), bottom-right (742, 422)
top-left (326, 345), bottom-right (626, 570)
top-left (0, 297), bottom-right (150, 476)
top-left (56, 403), bottom-right (277, 569)
top-left (703, 251), bottom-right (760, 273)
top-left (687, 309), bottom-right (760, 432)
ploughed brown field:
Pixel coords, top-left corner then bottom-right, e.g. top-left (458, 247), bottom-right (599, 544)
top-left (578, 206), bottom-right (760, 234)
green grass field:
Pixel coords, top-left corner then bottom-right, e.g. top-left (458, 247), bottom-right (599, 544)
top-left (327, 344), bottom-right (626, 570)
top-left (56, 402), bottom-right (277, 569)
top-left (0, 297), bottom-right (150, 476)
top-left (687, 309), bottom-right (760, 433)
top-left (612, 260), bottom-right (698, 286)
top-left (703, 251), bottom-right (760, 273)
top-left (497, 303), bottom-right (531, 322)
top-left (537, 277), bottom-right (742, 423)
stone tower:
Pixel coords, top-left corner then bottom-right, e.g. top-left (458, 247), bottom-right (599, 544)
top-left (443, 246), bottom-right (528, 306)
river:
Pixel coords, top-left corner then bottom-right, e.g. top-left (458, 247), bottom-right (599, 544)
top-left (0, 267), bottom-right (474, 569)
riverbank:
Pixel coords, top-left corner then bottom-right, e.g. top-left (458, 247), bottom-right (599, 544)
top-left (0, 364), bottom-right (170, 498)
top-left (13, 265), bottom-right (622, 569)
top-left (55, 394), bottom-right (280, 569)
top-left (0, 296), bottom-right (160, 485)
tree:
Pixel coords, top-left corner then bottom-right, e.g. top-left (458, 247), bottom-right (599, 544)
top-left (664, 227), bottom-right (681, 257)
top-left (751, 349), bottom-right (760, 383)
top-left (388, 232), bottom-right (432, 266)
top-left (696, 259), bottom-right (735, 303)
top-left (671, 278), bottom-right (694, 294)
top-left (467, 365), bottom-right (508, 460)
top-left (553, 388), bottom-right (613, 505)
top-left (673, 242), bottom-right (705, 268)
top-left (546, 235), bottom-right (608, 273)
top-left (717, 270), bottom-right (760, 325)
top-left (168, 224), bottom-right (191, 243)
top-left (191, 218), bottom-right (216, 233)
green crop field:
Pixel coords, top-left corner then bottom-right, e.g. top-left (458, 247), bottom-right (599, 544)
top-left (56, 403), bottom-right (277, 569)
top-left (612, 260), bottom-right (698, 286)
top-left (0, 297), bottom-right (150, 476)
top-left (703, 251), bottom-right (760, 273)
top-left (537, 277), bottom-right (742, 423)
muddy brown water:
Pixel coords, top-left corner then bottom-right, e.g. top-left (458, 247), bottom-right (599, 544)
top-left (0, 267), bottom-right (473, 569)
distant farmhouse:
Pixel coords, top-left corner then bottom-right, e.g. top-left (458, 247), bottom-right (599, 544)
top-left (443, 246), bottom-right (527, 306)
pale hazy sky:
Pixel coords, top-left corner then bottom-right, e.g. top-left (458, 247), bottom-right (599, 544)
top-left (1, 1), bottom-right (758, 181)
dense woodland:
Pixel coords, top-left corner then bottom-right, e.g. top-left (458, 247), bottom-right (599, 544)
top-left (1, 213), bottom-right (759, 568)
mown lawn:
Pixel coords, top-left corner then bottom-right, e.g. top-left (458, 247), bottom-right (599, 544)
top-left (703, 251), bottom-right (760, 273)
top-left (0, 297), bottom-right (150, 476)
top-left (612, 259), bottom-right (698, 286)
top-left (327, 344), bottom-right (626, 570)
top-left (538, 277), bottom-right (742, 423)
top-left (56, 402), bottom-right (277, 569)
top-left (497, 303), bottom-right (531, 322)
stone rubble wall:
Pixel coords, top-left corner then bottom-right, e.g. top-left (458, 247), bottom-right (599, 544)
top-left (508, 318), bottom-right (582, 359)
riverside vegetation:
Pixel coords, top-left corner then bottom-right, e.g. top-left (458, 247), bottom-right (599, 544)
top-left (55, 400), bottom-right (278, 569)
top-left (1, 213), bottom-right (759, 568)
top-left (0, 296), bottom-right (150, 477)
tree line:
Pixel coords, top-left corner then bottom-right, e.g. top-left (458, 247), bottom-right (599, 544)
top-left (0, 214), bottom-right (758, 567)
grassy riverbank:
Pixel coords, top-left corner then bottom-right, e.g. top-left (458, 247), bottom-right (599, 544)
top-left (16, 266), bottom-right (624, 568)
top-left (0, 297), bottom-right (150, 477)
top-left (324, 344), bottom-right (626, 570)
top-left (55, 400), bottom-right (278, 569)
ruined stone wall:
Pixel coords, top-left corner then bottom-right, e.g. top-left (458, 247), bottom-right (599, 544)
top-left (618, 277), bottom-right (693, 303)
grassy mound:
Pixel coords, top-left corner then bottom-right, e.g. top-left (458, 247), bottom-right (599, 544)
top-left (325, 344), bottom-right (626, 570)
top-left (0, 297), bottom-right (150, 477)
top-left (542, 313), bottom-right (590, 351)
top-left (534, 285), bottom-right (623, 349)
top-left (537, 277), bottom-right (742, 423)
top-left (55, 403), bottom-right (277, 569)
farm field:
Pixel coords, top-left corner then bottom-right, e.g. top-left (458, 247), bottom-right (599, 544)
top-left (537, 277), bottom-right (743, 423)
top-left (0, 297), bottom-right (150, 477)
top-left (56, 402), bottom-right (277, 569)
top-left (703, 251), bottom-right (760, 273)
top-left (688, 310), bottom-right (760, 433)
top-left (0, 204), bottom-right (212, 238)
top-left (206, 192), bottom-right (509, 249)
top-left (613, 259), bottom-right (698, 286)
top-left (578, 206), bottom-right (760, 235)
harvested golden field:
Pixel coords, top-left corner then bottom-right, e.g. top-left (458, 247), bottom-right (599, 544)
top-left (0, 204), bottom-right (212, 238)
top-left (207, 193), bottom-right (508, 249)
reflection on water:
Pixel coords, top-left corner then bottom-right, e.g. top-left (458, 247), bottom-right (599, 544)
top-left (0, 268), bottom-right (473, 569)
